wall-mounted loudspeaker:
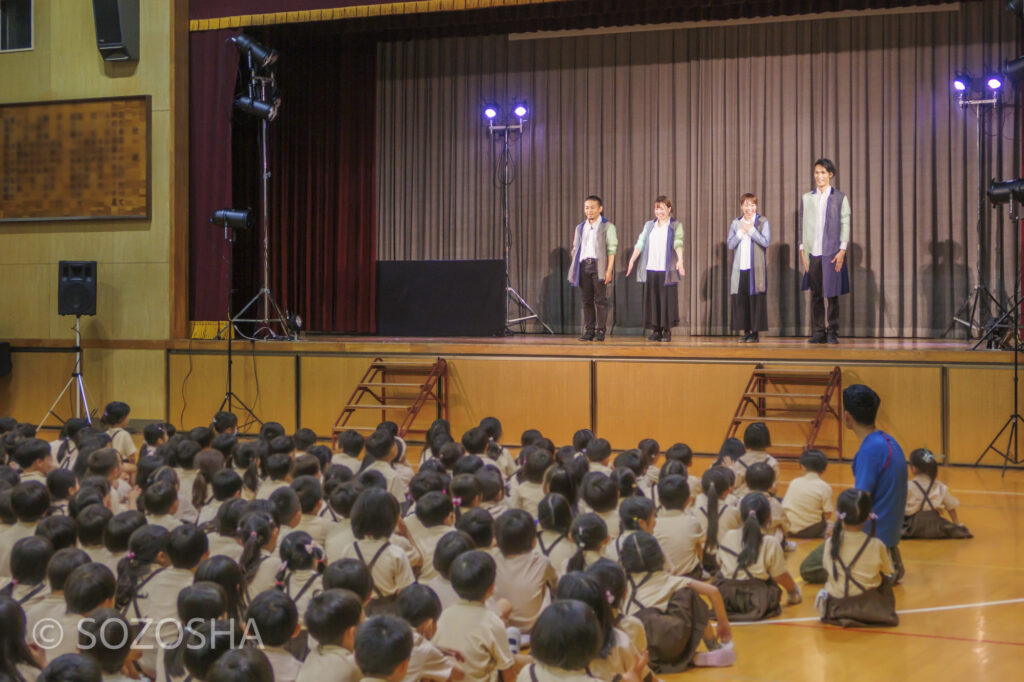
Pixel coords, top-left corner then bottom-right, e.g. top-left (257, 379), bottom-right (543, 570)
top-left (58, 261), bottom-right (98, 317)
top-left (92, 0), bottom-right (139, 61)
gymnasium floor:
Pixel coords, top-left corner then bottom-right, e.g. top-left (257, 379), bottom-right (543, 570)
top-left (667, 460), bottom-right (1024, 681)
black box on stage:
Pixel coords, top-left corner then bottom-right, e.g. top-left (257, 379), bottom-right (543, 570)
top-left (377, 260), bottom-right (505, 337)
top-left (58, 261), bottom-right (98, 317)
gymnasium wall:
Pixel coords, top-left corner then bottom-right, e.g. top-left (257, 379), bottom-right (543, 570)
top-left (0, 0), bottom-right (187, 424)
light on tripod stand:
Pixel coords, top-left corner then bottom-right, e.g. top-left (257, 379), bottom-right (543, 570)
top-left (987, 74), bottom-right (1004, 91)
top-left (952, 72), bottom-right (971, 92)
top-left (230, 33), bottom-right (278, 68)
top-left (987, 178), bottom-right (1024, 205)
top-left (210, 208), bottom-right (255, 230)
top-left (235, 95), bottom-right (280, 122)
top-left (1005, 55), bottom-right (1024, 85)
top-left (483, 103), bottom-right (499, 121)
top-left (512, 100), bottom-right (528, 119)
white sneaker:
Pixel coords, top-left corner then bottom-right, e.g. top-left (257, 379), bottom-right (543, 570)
top-left (815, 588), bottom-right (828, 616)
top-left (783, 540), bottom-right (798, 552)
top-left (787, 586), bottom-right (803, 605)
top-left (694, 646), bottom-right (736, 667)
top-left (506, 626), bottom-right (521, 654)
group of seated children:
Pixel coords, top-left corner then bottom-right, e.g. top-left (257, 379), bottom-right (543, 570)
top-left (0, 403), bottom-right (969, 681)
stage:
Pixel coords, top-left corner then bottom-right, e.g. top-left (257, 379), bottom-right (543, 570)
top-left (2, 333), bottom-right (1019, 469)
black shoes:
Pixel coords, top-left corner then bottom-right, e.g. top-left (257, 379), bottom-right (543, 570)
top-left (594, 330), bottom-right (606, 342)
top-left (660, 330), bottom-right (671, 342)
top-left (647, 329), bottom-right (662, 342)
top-left (827, 331), bottom-right (839, 344)
top-left (808, 334), bottom-right (827, 344)
top-left (740, 332), bottom-right (759, 343)
top-left (808, 331), bottom-right (839, 344)
top-left (579, 330), bottom-right (596, 342)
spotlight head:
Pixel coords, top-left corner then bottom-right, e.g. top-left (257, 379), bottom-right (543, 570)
top-left (988, 178), bottom-right (1024, 205)
top-left (483, 103), bottom-right (499, 121)
top-left (235, 95), bottom-right (280, 121)
top-left (231, 33), bottom-right (278, 68)
top-left (987, 75), bottom-right (1004, 90)
top-left (953, 72), bottom-right (971, 92)
top-left (512, 100), bottom-right (528, 119)
top-left (1009, 0), bottom-right (1024, 21)
top-left (1005, 55), bottom-right (1024, 85)
top-left (210, 208), bottom-right (254, 230)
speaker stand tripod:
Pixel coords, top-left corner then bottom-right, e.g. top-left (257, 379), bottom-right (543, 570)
top-left (39, 315), bottom-right (94, 430)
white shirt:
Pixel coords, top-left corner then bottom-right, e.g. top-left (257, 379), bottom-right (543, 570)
top-left (646, 221), bottom-right (669, 272)
top-left (580, 219), bottom-right (600, 260)
top-left (738, 219), bottom-right (753, 270)
top-left (813, 187), bottom-right (831, 256)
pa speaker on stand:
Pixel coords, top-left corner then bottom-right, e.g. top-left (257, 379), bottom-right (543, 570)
top-left (41, 261), bottom-right (98, 430)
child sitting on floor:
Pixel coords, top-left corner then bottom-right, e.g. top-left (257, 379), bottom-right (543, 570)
top-left (781, 449), bottom-right (834, 539)
top-left (902, 448), bottom-right (972, 539)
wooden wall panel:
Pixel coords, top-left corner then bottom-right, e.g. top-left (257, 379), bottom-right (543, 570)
top-left (445, 357), bottom-right (591, 446)
top-left (595, 361), bottom-right (756, 453)
top-left (168, 352), bottom-right (297, 434)
top-left (299, 355), bottom-right (382, 437)
top-left (0, 349), bottom-right (164, 431)
top-left (840, 366), bottom-right (943, 461)
top-left (947, 367), bottom-right (1024, 467)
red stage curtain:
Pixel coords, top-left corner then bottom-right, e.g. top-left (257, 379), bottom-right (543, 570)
top-left (188, 29), bottom-right (240, 321)
top-left (231, 34), bottom-right (377, 333)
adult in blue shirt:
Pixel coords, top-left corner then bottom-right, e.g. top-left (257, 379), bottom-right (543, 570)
top-left (843, 384), bottom-right (908, 582)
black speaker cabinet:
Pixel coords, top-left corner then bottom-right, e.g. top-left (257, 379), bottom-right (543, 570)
top-left (92, 0), bottom-right (139, 61)
top-left (58, 261), bottom-right (97, 317)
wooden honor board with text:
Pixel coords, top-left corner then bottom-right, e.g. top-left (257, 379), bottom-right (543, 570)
top-left (0, 96), bottom-right (150, 222)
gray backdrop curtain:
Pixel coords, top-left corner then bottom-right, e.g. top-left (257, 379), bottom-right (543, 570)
top-left (376, 0), bottom-right (1019, 337)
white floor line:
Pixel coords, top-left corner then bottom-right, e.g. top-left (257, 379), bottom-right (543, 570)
top-left (731, 597), bottom-right (1024, 626)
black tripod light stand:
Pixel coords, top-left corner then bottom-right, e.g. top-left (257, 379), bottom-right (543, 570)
top-left (212, 209), bottom-right (262, 432)
top-left (976, 185), bottom-right (1024, 475)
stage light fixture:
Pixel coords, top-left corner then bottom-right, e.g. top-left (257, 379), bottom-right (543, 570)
top-left (1009, 0), bottom-right (1024, 21)
top-left (987, 75), bottom-right (1004, 90)
top-left (210, 208), bottom-right (255, 230)
top-left (988, 178), bottom-right (1024, 205)
top-left (1005, 55), bottom-right (1024, 84)
top-left (235, 94), bottom-right (280, 121)
top-left (512, 100), bottom-right (529, 119)
top-left (483, 103), bottom-right (499, 120)
top-left (953, 72), bottom-right (971, 92)
top-left (231, 33), bottom-right (278, 68)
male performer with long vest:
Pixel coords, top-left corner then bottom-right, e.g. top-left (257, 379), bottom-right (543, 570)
top-left (568, 195), bottom-right (618, 341)
top-left (799, 158), bottom-right (851, 344)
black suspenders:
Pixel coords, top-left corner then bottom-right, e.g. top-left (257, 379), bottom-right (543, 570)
top-left (353, 541), bottom-right (392, 598)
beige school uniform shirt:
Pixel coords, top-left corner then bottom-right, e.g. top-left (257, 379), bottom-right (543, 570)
top-left (280, 568), bottom-right (323, 627)
top-left (247, 549), bottom-right (285, 600)
top-left (5, 581), bottom-right (48, 611)
top-left (624, 570), bottom-right (693, 615)
top-left (196, 498), bottom-right (223, 527)
top-left (511, 481), bottom-right (546, 517)
top-left (256, 478), bottom-right (289, 500)
top-left (492, 447), bottom-right (519, 481)
top-left (537, 530), bottom-right (576, 577)
top-left (108, 427), bottom-right (138, 463)
top-left (175, 469), bottom-right (200, 523)
top-left (781, 472), bottom-right (834, 533)
top-left (731, 451), bottom-right (780, 497)
top-left (404, 630), bottom-right (456, 682)
top-left (365, 459), bottom-right (407, 502)
top-left (339, 537), bottom-right (414, 598)
top-left (133, 566), bottom-right (195, 674)
top-left (559, 549), bottom-right (603, 575)
top-left (147, 513), bottom-right (183, 532)
top-left (264, 645), bottom-right (303, 682)
top-left (413, 524), bottom-right (456, 582)
top-left (480, 498), bottom-right (510, 519)
top-left (588, 462), bottom-right (613, 477)
top-left (25, 590), bottom-right (65, 639)
top-left (297, 643), bottom-right (361, 682)
top-left (207, 532), bottom-right (244, 563)
top-left (434, 600), bottom-right (515, 682)
top-left (654, 508), bottom-right (705, 576)
top-left (753, 490), bottom-right (791, 540)
top-left (597, 508), bottom-right (622, 540)
top-left (295, 512), bottom-right (331, 547)
top-left (331, 451), bottom-right (362, 472)
top-left (325, 523), bottom-right (355, 563)
top-left (822, 530), bottom-right (894, 598)
top-left (0, 521), bottom-right (37, 578)
top-left (18, 470), bottom-right (47, 485)
top-left (905, 474), bottom-right (960, 515)
top-left (587, 627), bottom-right (640, 681)
top-left (42, 611), bottom-right (83, 663)
top-left (50, 439), bottom-right (79, 472)
top-left (717, 529), bottom-right (787, 581)
top-left (493, 550), bottom-right (557, 633)
top-left (693, 496), bottom-right (742, 546)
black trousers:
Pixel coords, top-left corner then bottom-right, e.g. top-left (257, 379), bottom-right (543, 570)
top-left (809, 256), bottom-right (839, 336)
top-left (731, 270), bottom-right (768, 333)
top-left (579, 259), bottom-right (608, 332)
